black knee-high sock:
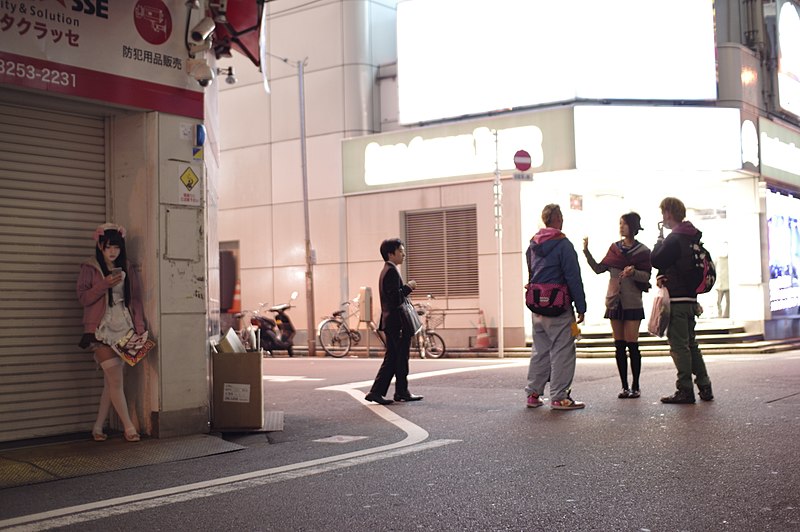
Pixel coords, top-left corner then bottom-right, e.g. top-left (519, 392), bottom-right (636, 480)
top-left (627, 342), bottom-right (642, 391)
top-left (614, 340), bottom-right (628, 390)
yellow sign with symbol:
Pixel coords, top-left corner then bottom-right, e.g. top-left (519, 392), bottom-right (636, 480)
top-left (180, 167), bottom-right (200, 191)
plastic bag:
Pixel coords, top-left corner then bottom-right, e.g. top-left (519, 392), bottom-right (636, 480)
top-left (647, 286), bottom-right (670, 337)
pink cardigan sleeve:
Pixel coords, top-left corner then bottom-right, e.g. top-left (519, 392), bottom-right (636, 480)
top-left (76, 264), bottom-right (109, 307)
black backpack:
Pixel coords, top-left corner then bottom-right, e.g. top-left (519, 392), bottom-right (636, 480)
top-left (690, 240), bottom-right (716, 294)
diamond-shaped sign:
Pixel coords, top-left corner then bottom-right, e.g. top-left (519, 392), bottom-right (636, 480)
top-left (180, 167), bottom-right (200, 191)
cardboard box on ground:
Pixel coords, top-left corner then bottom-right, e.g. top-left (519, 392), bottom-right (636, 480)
top-left (212, 329), bottom-right (264, 430)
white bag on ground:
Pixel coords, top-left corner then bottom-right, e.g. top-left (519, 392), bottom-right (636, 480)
top-left (648, 286), bottom-right (670, 337)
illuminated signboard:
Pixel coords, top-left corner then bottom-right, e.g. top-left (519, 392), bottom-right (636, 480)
top-left (0, 1), bottom-right (203, 118)
top-left (767, 189), bottom-right (800, 315)
top-left (777, 0), bottom-right (800, 118)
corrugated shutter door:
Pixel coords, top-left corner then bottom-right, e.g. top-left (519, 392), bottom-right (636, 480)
top-left (0, 100), bottom-right (106, 442)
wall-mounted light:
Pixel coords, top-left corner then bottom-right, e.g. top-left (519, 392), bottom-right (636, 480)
top-left (217, 66), bottom-right (237, 85)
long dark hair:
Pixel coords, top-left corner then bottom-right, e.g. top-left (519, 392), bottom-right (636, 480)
top-left (95, 229), bottom-right (131, 307)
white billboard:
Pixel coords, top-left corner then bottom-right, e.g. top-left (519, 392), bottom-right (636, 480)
top-left (397, 0), bottom-right (717, 124)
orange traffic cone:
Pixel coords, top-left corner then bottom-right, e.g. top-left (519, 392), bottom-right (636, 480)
top-left (475, 310), bottom-right (490, 349)
top-left (228, 279), bottom-right (241, 314)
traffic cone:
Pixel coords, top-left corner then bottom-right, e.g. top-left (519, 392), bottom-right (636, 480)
top-left (228, 279), bottom-right (241, 314)
top-left (475, 310), bottom-right (490, 349)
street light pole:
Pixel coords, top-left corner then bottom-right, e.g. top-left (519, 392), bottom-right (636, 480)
top-left (260, 48), bottom-right (316, 356)
top-left (297, 58), bottom-right (317, 357)
top-left (493, 129), bottom-right (504, 358)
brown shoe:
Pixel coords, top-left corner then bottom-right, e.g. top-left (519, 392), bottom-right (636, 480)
top-left (660, 390), bottom-right (695, 404)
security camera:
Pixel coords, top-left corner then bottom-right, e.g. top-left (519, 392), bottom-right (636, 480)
top-left (188, 59), bottom-right (215, 87)
top-left (217, 66), bottom-right (236, 85)
top-left (191, 17), bottom-right (215, 42)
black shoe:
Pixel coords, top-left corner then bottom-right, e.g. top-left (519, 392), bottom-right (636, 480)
top-left (698, 384), bottom-right (714, 401)
top-left (618, 389), bottom-right (631, 399)
top-left (629, 389), bottom-right (641, 399)
top-left (394, 393), bottom-right (424, 402)
top-left (660, 390), bottom-right (696, 404)
top-left (365, 393), bottom-right (393, 405)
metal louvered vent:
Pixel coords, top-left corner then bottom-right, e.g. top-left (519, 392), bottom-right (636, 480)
top-left (404, 206), bottom-right (478, 298)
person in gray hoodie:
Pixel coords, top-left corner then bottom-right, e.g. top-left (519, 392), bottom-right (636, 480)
top-left (524, 204), bottom-right (587, 410)
top-left (651, 197), bottom-right (713, 404)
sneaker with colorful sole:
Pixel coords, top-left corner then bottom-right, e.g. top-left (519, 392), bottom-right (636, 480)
top-left (526, 393), bottom-right (544, 408)
top-left (551, 396), bottom-right (586, 410)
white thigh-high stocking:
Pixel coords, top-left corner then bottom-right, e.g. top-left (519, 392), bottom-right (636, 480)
top-left (93, 384), bottom-right (111, 435)
top-left (99, 357), bottom-right (136, 435)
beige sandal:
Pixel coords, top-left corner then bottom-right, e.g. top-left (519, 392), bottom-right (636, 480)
top-left (124, 429), bottom-right (140, 442)
top-left (92, 431), bottom-right (108, 442)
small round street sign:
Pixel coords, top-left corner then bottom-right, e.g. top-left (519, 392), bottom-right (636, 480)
top-left (514, 150), bottom-right (531, 172)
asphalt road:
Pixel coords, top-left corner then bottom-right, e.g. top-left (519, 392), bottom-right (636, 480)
top-left (1, 352), bottom-right (799, 531)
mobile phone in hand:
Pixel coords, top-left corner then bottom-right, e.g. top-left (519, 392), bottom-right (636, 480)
top-left (112, 267), bottom-right (123, 275)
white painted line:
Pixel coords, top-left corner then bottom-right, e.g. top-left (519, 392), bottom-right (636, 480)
top-left (0, 439), bottom-right (459, 532)
top-left (313, 435), bottom-right (369, 444)
top-left (1, 360), bottom-right (527, 530)
top-left (263, 375), bottom-right (325, 382)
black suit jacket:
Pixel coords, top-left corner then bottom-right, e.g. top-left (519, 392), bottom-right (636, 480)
top-left (378, 262), bottom-right (413, 335)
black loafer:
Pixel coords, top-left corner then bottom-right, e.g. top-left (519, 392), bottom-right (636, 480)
top-left (364, 393), bottom-right (393, 405)
top-left (394, 393), bottom-right (423, 402)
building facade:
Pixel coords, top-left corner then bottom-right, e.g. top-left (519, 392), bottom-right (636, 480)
top-left (0, 0), bottom-right (237, 442)
top-left (219, 0), bottom-right (800, 348)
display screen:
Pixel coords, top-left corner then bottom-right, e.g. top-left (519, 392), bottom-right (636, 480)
top-left (397, 0), bottom-right (717, 124)
top-left (767, 189), bottom-right (800, 315)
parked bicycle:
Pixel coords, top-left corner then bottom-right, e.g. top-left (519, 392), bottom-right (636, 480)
top-left (412, 295), bottom-right (446, 359)
top-left (318, 296), bottom-right (384, 358)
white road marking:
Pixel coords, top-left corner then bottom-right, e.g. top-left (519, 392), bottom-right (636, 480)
top-left (0, 439), bottom-right (459, 532)
top-left (263, 375), bottom-right (325, 382)
top-left (313, 435), bottom-right (369, 444)
top-left (0, 360), bottom-right (534, 531)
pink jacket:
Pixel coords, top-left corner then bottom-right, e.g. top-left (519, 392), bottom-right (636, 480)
top-left (76, 257), bottom-right (146, 334)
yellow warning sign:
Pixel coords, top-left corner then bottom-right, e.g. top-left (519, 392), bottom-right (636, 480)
top-left (180, 167), bottom-right (200, 191)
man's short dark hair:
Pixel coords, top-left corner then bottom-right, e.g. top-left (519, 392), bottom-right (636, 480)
top-left (380, 238), bottom-right (404, 261)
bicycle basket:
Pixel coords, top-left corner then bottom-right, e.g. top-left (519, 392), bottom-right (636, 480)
top-left (427, 310), bottom-right (445, 329)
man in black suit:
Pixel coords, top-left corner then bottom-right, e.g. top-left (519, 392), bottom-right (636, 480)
top-left (365, 238), bottom-right (424, 405)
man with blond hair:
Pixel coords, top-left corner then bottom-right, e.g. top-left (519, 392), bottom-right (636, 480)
top-left (651, 197), bottom-right (713, 404)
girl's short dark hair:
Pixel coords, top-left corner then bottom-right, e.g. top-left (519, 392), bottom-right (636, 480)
top-left (621, 212), bottom-right (643, 235)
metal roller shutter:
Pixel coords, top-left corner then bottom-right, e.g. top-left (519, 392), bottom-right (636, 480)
top-left (0, 98), bottom-right (107, 442)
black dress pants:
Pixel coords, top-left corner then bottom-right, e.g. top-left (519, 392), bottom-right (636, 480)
top-left (369, 330), bottom-right (412, 397)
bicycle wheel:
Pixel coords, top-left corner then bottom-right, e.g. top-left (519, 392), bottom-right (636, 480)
top-left (424, 332), bottom-right (446, 358)
top-left (319, 320), bottom-right (351, 357)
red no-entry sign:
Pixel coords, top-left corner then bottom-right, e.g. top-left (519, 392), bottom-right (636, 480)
top-left (514, 150), bottom-right (531, 171)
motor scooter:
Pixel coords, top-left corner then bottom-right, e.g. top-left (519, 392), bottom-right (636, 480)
top-left (252, 291), bottom-right (298, 357)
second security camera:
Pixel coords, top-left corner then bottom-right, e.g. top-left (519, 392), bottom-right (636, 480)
top-left (188, 60), bottom-right (215, 87)
top-left (191, 16), bottom-right (215, 42)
